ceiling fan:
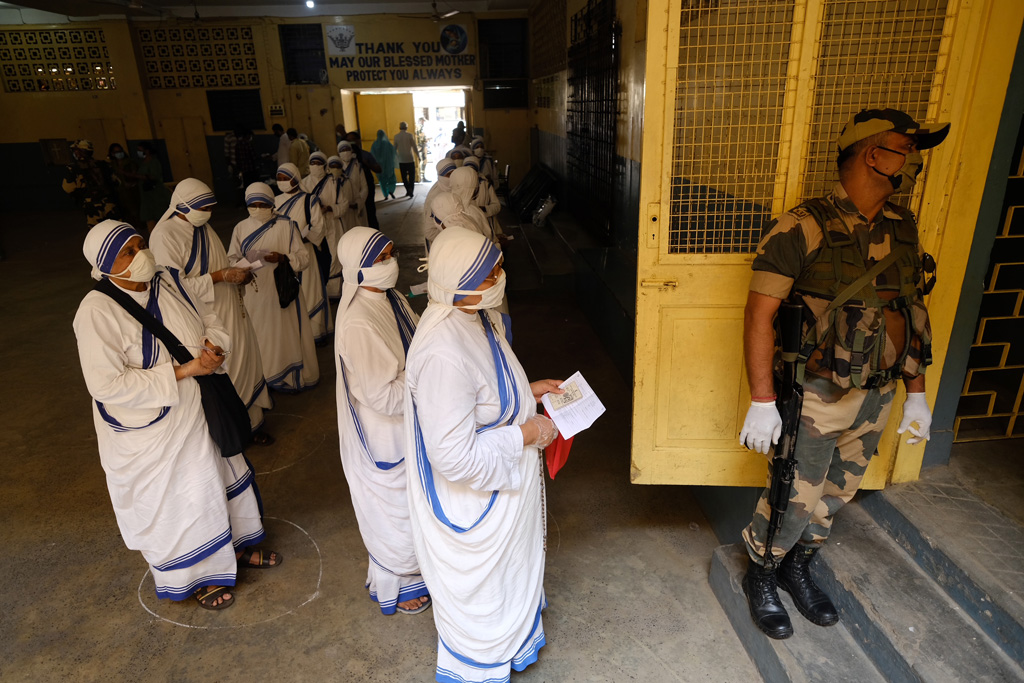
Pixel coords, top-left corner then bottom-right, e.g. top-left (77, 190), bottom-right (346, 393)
top-left (397, 1), bottom-right (461, 21)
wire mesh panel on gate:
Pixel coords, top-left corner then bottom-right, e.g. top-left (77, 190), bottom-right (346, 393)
top-left (667, 0), bottom-right (794, 254)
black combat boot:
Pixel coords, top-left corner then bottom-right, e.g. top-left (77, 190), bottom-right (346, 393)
top-left (743, 559), bottom-right (794, 639)
top-left (777, 545), bottom-right (839, 626)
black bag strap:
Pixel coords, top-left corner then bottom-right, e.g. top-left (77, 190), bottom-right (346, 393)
top-left (94, 277), bottom-right (194, 367)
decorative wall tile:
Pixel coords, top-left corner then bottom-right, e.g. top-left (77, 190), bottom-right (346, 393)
top-left (136, 24), bottom-right (258, 89)
top-left (1, 28), bottom-right (114, 93)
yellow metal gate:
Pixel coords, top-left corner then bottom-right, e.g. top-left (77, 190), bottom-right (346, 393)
top-left (632, 0), bottom-right (1024, 487)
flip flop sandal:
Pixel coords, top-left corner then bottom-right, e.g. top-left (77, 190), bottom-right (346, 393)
top-left (251, 431), bottom-right (276, 446)
top-left (396, 596), bottom-right (431, 615)
top-left (194, 585), bottom-right (234, 611)
top-left (238, 547), bottom-right (283, 569)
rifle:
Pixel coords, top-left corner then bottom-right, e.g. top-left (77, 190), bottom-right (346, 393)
top-left (763, 300), bottom-right (804, 571)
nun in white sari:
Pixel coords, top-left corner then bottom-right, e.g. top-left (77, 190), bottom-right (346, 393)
top-left (73, 220), bottom-right (276, 610)
top-left (404, 227), bottom-right (562, 683)
top-left (275, 162), bottom-right (332, 343)
top-left (448, 167), bottom-right (494, 242)
top-left (423, 157), bottom-right (457, 243)
top-left (302, 152), bottom-right (344, 299)
top-left (150, 178), bottom-right (274, 437)
top-left (335, 227), bottom-right (429, 615)
top-left (228, 182), bottom-right (319, 392)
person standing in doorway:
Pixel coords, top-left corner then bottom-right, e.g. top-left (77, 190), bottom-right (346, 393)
top-left (273, 123), bottom-right (290, 164)
top-left (344, 131), bottom-right (382, 230)
top-left (394, 121), bottom-right (417, 198)
top-left (416, 118), bottom-right (430, 181)
top-left (738, 108), bottom-right (948, 640)
top-left (371, 130), bottom-right (398, 201)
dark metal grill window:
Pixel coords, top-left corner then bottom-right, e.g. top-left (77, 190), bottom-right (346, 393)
top-left (566, 0), bottom-right (620, 243)
top-left (279, 24), bottom-right (327, 85)
top-left (479, 19), bottom-right (528, 109)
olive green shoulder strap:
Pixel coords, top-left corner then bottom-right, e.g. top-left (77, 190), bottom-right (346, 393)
top-left (823, 244), bottom-right (911, 314)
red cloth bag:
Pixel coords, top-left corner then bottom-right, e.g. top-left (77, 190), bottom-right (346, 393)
top-left (543, 407), bottom-right (574, 479)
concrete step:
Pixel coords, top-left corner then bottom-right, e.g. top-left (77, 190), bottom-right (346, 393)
top-left (815, 503), bottom-right (1023, 682)
top-left (860, 469), bottom-right (1024, 666)
top-left (710, 544), bottom-right (886, 683)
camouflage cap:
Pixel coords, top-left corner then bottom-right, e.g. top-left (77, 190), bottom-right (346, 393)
top-left (70, 139), bottom-right (94, 152)
top-left (837, 108), bottom-right (950, 153)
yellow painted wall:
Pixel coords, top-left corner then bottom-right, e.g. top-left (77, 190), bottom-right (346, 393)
top-left (355, 93), bottom-right (415, 173)
top-left (0, 20), bottom-right (152, 145)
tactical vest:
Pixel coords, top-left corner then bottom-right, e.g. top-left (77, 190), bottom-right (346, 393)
top-left (790, 197), bottom-right (932, 389)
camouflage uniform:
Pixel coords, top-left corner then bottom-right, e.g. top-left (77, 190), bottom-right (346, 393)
top-left (62, 159), bottom-right (119, 227)
top-left (742, 182), bottom-right (932, 565)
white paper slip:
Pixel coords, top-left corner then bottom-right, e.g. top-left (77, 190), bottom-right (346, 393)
top-left (409, 282), bottom-right (428, 296)
top-left (234, 257), bottom-right (264, 271)
top-left (540, 371), bottom-right (606, 439)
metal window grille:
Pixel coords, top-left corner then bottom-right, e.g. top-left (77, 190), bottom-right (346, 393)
top-left (279, 24), bottom-right (327, 86)
top-left (530, 0), bottom-right (567, 78)
top-left (566, 0), bottom-right (620, 242)
top-left (668, 0), bottom-right (795, 254)
top-left (801, 0), bottom-right (951, 205)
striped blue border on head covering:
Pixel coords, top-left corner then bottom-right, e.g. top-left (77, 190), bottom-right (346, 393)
top-left (245, 192), bottom-right (274, 207)
top-left (277, 166), bottom-right (297, 181)
top-left (437, 159), bottom-right (457, 176)
top-left (97, 223), bottom-right (140, 275)
top-left (176, 191), bottom-right (217, 214)
top-left (454, 239), bottom-right (500, 301)
top-left (359, 231), bottom-right (393, 269)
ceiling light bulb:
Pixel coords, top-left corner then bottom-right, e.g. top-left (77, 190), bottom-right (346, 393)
top-left (306, 0), bottom-right (314, 7)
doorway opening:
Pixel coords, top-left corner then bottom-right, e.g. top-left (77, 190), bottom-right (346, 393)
top-left (349, 87), bottom-right (467, 184)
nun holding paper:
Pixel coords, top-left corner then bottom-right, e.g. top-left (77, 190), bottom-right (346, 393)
top-left (403, 226), bottom-right (564, 683)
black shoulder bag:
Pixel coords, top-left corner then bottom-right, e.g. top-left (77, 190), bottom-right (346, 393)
top-left (274, 256), bottom-right (300, 308)
top-left (95, 277), bottom-right (252, 457)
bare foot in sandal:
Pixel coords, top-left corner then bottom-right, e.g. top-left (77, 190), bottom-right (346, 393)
top-left (397, 596), bottom-right (431, 614)
top-left (195, 585), bottom-right (234, 610)
top-left (236, 547), bottom-right (282, 568)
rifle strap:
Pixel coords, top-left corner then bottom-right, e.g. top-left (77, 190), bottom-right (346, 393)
top-left (823, 244), bottom-right (910, 314)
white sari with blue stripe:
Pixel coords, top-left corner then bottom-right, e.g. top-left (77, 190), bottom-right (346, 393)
top-left (405, 309), bottom-right (546, 683)
top-left (73, 271), bottom-right (264, 600)
top-left (335, 287), bottom-right (425, 614)
top-left (275, 189), bottom-right (332, 342)
top-left (228, 214), bottom-right (320, 392)
top-left (150, 213), bottom-right (273, 431)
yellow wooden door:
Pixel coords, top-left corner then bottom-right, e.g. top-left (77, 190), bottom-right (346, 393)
top-left (630, 0), bottom-right (1004, 488)
top-left (355, 93), bottom-right (415, 173)
top-left (157, 116), bottom-right (212, 187)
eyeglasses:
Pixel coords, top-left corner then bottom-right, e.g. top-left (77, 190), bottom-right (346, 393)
top-left (374, 248), bottom-right (400, 263)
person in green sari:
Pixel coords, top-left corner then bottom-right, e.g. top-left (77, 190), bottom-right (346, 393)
top-left (370, 129), bottom-right (397, 200)
top-left (136, 141), bottom-right (173, 233)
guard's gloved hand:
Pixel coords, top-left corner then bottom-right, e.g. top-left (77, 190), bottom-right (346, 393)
top-left (897, 392), bottom-right (931, 445)
top-left (740, 400), bottom-right (783, 455)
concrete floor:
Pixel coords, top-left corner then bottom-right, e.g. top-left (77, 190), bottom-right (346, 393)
top-left (0, 186), bottom-right (759, 682)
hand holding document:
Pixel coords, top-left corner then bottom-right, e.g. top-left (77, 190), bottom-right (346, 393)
top-left (234, 257), bottom-right (264, 271)
top-left (540, 371), bottom-right (606, 439)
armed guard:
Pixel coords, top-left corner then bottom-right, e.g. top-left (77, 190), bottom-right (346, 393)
top-left (737, 108), bottom-right (949, 639)
top-left (62, 139), bottom-right (119, 228)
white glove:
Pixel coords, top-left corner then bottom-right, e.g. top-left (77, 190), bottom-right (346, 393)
top-left (897, 392), bottom-right (931, 445)
top-left (740, 401), bottom-right (783, 455)
top-left (524, 414), bottom-right (558, 449)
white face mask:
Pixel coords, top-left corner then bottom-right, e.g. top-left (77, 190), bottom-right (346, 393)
top-left (359, 257), bottom-right (399, 290)
top-left (447, 270), bottom-right (506, 310)
top-left (330, 167), bottom-right (344, 178)
top-left (248, 206), bottom-right (273, 223)
top-left (340, 150), bottom-right (354, 163)
top-left (278, 178), bottom-right (297, 193)
top-left (110, 248), bottom-right (157, 283)
top-left (453, 158), bottom-right (464, 167)
top-left (185, 209), bottom-right (211, 227)
top-left (310, 164), bottom-right (325, 179)
top-left (473, 148), bottom-right (484, 158)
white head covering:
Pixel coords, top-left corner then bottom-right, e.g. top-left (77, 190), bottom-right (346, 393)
top-left (158, 177), bottom-right (217, 226)
top-left (470, 136), bottom-right (485, 151)
top-left (336, 226), bottom-right (393, 322)
top-left (83, 219), bottom-right (142, 281)
top-left (337, 140), bottom-right (353, 154)
top-left (449, 167), bottom-right (478, 205)
top-left (447, 145), bottom-right (472, 160)
top-left (245, 182), bottom-right (275, 207)
top-left (462, 156), bottom-right (481, 172)
top-left (327, 155), bottom-right (343, 170)
top-left (276, 162), bottom-right (301, 192)
top-left (309, 151), bottom-right (327, 165)
top-left (408, 226), bottom-right (503, 353)
top-left (435, 157), bottom-right (457, 177)
top-left (430, 192), bottom-right (464, 224)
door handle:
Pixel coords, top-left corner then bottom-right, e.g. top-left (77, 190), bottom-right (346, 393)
top-left (640, 279), bottom-right (678, 288)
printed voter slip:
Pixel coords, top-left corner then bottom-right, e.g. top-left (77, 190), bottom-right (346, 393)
top-left (540, 371), bottom-right (606, 439)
